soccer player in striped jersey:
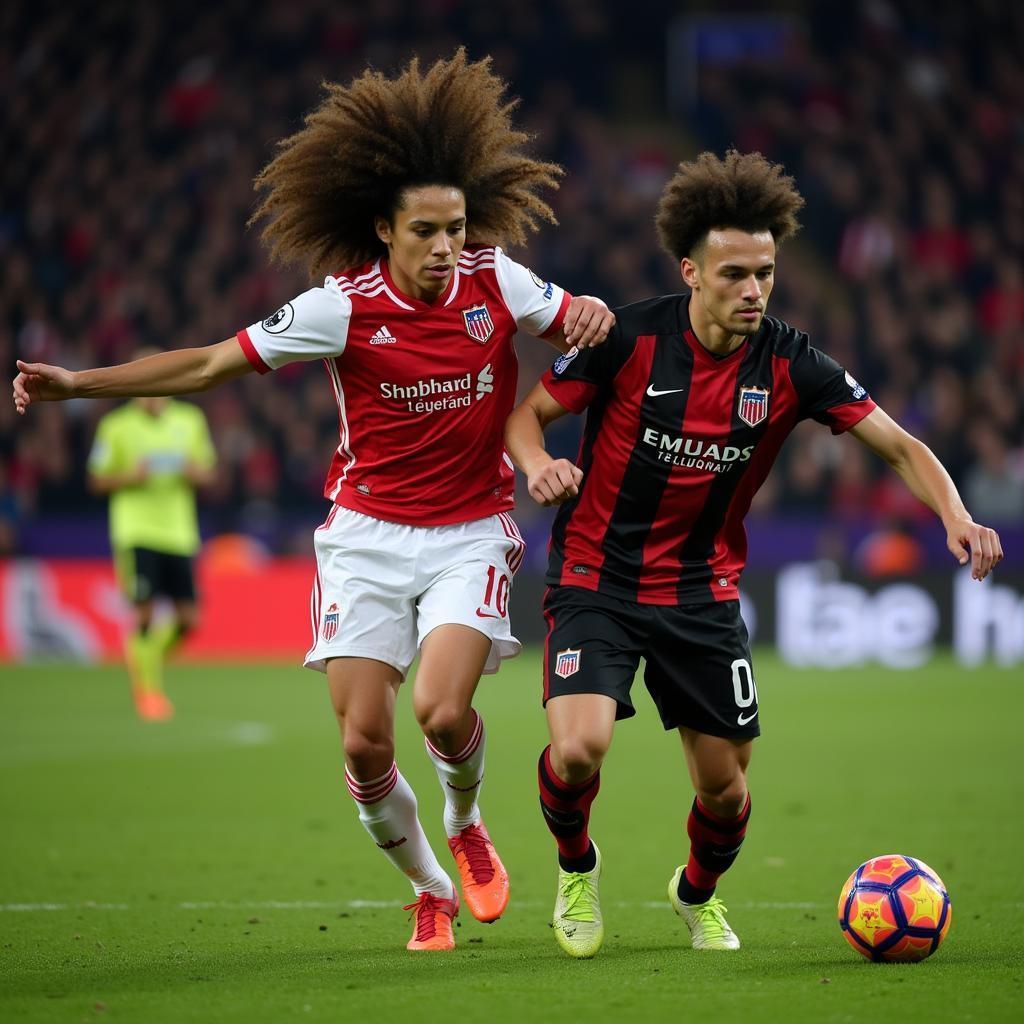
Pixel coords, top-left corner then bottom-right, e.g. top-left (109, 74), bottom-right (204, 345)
top-left (505, 150), bottom-right (1003, 958)
top-left (12, 51), bottom-right (614, 952)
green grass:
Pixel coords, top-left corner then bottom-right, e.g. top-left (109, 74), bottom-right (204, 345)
top-left (2, 651), bottom-right (1022, 1023)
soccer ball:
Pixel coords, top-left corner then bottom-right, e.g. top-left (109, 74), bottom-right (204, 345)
top-left (837, 854), bottom-right (952, 962)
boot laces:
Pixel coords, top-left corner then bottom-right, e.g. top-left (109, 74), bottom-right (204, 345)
top-left (559, 872), bottom-right (597, 923)
top-left (403, 892), bottom-right (447, 941)
top-left (457, 825), bottom-right (495, 884)
top-left (691, 896), bottom-right (730, 938)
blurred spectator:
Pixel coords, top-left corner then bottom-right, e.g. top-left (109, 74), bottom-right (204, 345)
top-left (979, 263), bottom-right (1024, 335)
top-left (963, 421), bottom-right (1024, 524)
top-left (0, 462), bottom-right (20, 555)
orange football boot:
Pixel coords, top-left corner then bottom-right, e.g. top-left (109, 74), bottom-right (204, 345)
top-left (404, 888), bottom-right (459, 951)
top-left (448, 820), bottom-right (509, 923)
top-left (135, 690), bottom-right (175, 722)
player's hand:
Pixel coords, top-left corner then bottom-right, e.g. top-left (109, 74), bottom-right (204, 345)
top-left (183, 460), bottom-right (215, 487)
top-left (527, 458), bottom-right (583, 507)
top-left (946, 516), bottom-right (1003, 580)
top-left (12, 360), bottom-right (76, 413)
top-left (564, 295), bottom-right (615, 349)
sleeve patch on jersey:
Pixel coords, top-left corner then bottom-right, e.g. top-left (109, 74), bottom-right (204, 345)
top-left (844, 370), bottom-right (867, 400)
top-left (552, 346), bottom-right (579, 376)
top-left (528, 269), bottom-right (554, 299)
top-left (262, 303), bottom-right (295, 334)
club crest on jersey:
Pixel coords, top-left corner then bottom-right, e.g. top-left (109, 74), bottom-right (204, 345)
top-left (554, 647), bottom-right (581, 679)
top-left (462, 303), bottom-right (494, 344)
top-left (322, 602), bottom-right (340, 642)
top-left (738, 386), bottom-right (770, 427)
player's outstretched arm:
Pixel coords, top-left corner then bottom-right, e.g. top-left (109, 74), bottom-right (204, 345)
top-left (505, 381), bottom-right (581, 507)
top-left (12, 338), bottom-right (253, 414)
top-left (556, 295), bottom-right (615, 351)
top-left (849, 407), bottom-right (1004, 580)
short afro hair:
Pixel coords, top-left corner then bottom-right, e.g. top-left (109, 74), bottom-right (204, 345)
top-left (656, 150), bottom-right (804, 262)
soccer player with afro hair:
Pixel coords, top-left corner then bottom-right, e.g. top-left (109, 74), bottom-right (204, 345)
top-left (14, 49), bottom-right (615, 952)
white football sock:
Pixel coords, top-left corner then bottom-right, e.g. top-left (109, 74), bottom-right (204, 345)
top-left (345, 762), bottom-right (453, 898)
top-left (424, 710), bottom-right (485, 838)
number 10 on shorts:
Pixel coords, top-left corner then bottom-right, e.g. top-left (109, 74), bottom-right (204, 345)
top-left (477, 565), bottom-right (509, 619)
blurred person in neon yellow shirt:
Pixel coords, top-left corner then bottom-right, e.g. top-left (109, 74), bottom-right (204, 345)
top-left (88, 350), bottom-right (216, 720)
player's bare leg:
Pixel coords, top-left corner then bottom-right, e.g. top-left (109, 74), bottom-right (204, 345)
top-left (164, 598), bottom-right (198, 658)
top-left (414, 624), bottom-right (509, 923)
top-left (328, 657), bottom-right (457, 950)
top-left (546, 693), bottom-right (617, 785)
top-left (542, 694), bottom-right (617, 957)
top-left (137, 597), bottom-right (196, 720)
top-left (668, 729), bottom-right (753, 950)
top-left (124, 597), bottom-right (173, 721)
top-left (681, 729), bottom-right (752, 820)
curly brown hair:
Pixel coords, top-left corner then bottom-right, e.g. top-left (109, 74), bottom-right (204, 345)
top-left (249, 49), bottom-right (562, 278)
top-left (655, 150), bottom-right (804, 262)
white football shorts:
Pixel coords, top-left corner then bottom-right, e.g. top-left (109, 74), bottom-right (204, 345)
top-left (304, 505), bottom-right (525, 677)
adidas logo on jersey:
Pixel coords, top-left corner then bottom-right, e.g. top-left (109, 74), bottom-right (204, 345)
top-left (369, 325), bottom-right (397, 345)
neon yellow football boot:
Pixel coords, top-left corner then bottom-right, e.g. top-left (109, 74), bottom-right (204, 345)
top-left (552, 844), bottom-right (604, 958)
top-left (668, 865), bottom-right (740, 950)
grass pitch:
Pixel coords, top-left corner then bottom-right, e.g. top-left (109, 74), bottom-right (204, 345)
top-left (2, 651), bottom-right (1022, 1023)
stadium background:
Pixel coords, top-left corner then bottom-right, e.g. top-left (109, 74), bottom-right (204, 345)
top-left (2, 0), bottom-right (1021, 663)
top-left (3, 5), bottom-right (1023, 1023)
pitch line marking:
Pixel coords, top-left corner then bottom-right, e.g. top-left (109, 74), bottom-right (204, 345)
top-left (1, 899), bottom-right (827, 913)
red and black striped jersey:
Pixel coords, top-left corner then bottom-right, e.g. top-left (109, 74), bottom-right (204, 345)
top-left (540, 294), bottom-right (876, 604)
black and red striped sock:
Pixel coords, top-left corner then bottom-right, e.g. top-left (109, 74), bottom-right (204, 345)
top-left (676, 794), bottom-right (751, 905)
top-left (537, 745), bottom-right (600, 873)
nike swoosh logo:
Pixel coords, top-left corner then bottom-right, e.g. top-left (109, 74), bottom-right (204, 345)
top-left (475, 608), bottom-right (503, 619)
top-left (737, 710), bottom-right (758, 726)
top-left (646, 385), bottom-right (685, 397)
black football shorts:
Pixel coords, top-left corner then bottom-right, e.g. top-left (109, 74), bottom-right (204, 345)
top-left (115, 547), bottom-right (196, 603)
top-left (542, 585), bottom-right (760, 739)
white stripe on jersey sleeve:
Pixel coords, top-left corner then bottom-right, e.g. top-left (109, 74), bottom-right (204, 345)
top-left (244, 277), bottom-right (353, 369)
top-left (491, 247), bottom-right (567, 336)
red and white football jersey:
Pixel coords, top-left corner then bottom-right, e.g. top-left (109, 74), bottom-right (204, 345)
top-left (238, 246), bottom-right (570, 525)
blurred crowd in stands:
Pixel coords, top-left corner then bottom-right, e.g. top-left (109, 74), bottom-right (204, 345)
top-left (2, 0), bottom-right (1022, 565)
